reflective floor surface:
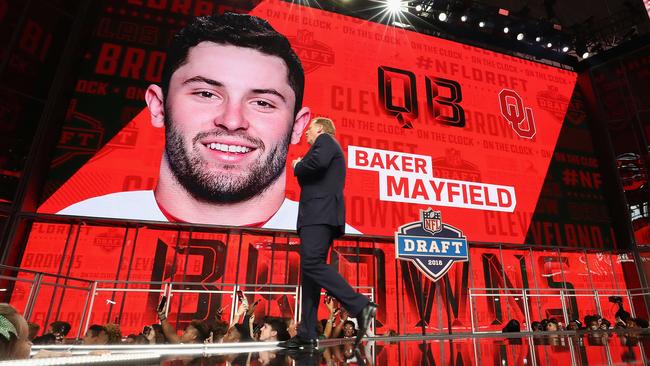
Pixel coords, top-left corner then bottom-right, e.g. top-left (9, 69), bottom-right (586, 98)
top-left (12, 331), bottom-right (650, 365)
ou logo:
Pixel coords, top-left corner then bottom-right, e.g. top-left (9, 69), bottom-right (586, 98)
top-left (499, 89), bottom-right (536, 139)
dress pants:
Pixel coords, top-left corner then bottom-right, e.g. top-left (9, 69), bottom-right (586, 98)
top-left (297, 224), bottom-right (369, 340)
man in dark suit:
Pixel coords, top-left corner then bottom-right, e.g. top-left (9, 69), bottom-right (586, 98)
top-left (279, 117), bottom-right (377, 349)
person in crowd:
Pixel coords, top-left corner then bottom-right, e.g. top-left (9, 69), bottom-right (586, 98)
top-left (151, 324), bottom-right (167, 344)
top-left (544, 318), bottom-right (559, 331)
top-left (32, 333), bottom-right (56, 345)
top-left (530, 321), bottom-right (542, 331)
top-left (27, 322), bottom-right (39, 341)
top-left (502, 319), bottom-right (520, 333)
top-left (82, 324), bottom-right (108, 345)
top-left (319, 296), bottom-right (338, 339)
top-left (635, 318), bottom-right (649, 328)
top-left (103, 323), bottom-right (122, 344)
top-left (566, 319), bottom-right (582, 330)
top-left (382, 329), bottom-right (398, 337)
top-left (157, 309), bottom-right (211, 344)
top-left (203, 319), bottom-right (228, 343)
top-left (258, 317), bottom-right (290, 342)
top-left (599, 318), bottom-right (611, 330)
top-left (341, 320), bottom-right (358, 338)
top-left (615, 307), bottom-right (631, 328)
top-left (47, 321), bottom-right (71, 343)
top-left (124, 334), bottom-right (137, 344)
top-left (332, 309), bottom-right (358, 339)
top-left (0, 304), bottom-right (31, 360)
top-left (286, 319), bottom-right (298, 339)
top-left (134, 334), bottom-right (149, 344)
top-left (222, 323), bottom-right (247, 343)
top-left (585, 315), bottom-right (600, 331)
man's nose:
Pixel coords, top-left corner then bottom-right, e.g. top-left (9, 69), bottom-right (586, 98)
top-left (215, 101), bottom-right (249, 130)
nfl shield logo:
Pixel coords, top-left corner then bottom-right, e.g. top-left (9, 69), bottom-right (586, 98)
top-left (422, 209), bottom-right (442, 234)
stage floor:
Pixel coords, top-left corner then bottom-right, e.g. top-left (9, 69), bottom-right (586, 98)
top-left (14, 331), bottom-right (650, 365)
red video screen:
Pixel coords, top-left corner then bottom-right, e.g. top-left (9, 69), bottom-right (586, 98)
top-left (36, 0), bottom-right (576, 244)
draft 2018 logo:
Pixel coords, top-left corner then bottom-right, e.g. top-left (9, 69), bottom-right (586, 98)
top-left (395, 209), bottom-right (469, 281)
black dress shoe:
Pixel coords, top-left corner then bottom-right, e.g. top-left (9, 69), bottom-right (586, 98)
top-left (355, 302), bottom-right (378, 346)
top-left (278, 335), bottom-right (318, 349)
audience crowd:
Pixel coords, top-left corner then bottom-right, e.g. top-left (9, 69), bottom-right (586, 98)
top-left (503, 307), bottom-right (649, 333)
top-left (2, 297), bottom-right (649, 361)
top-left (0, 295), bottom-right (391, 360)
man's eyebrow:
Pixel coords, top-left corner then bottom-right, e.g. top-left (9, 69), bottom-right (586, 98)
top-left (252, 88), bottom-right (286, 103)
top-left (183, 76), bottom-right (287, 102)
top-left (182, 76), bottom-right (223, 87)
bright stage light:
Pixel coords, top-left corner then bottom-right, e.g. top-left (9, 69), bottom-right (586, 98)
top-left (460, 15), bottom-right (468, 22)
top-left (415, 4), bottom-right (422, 11)
top-left (385, 0), bottom-right (404, 14)
top-left (546, 42), bottom-right (552, 48)
top-left (535, 36), bottom-right (541, 42)
top-left (503, 27), bottom-right (509, 33)
top-left (562, 46), bottom-right (569, 52)
top-left (438, 12), bottom-right (448, 21)
top-left (479, 21), bottom-right (485, 28)
top-left (516, 33), bottom-right (524, 40)
top-left (582, 52), bottom-right (590, 58)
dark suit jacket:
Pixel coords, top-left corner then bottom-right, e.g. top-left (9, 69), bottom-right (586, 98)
top-left (294, 133), bottom-right (346, 237)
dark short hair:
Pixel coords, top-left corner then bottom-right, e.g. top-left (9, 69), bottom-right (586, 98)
top-left (162, 13), bottom-right (305, 116)
top-left (49, 321), bottom-right (71, 336)
top-left (189, 320), bottom-right (211, 342)
top-left (502, 319), bottom-right (520, 333)
top-left (635, 318), bottom-right (650, 328)
top-left (32, 333), bottom-right (57, 345)
top-left (265, 317), bottom-right (290, 341)
top-left (86, 324), bottom-right (106, 338)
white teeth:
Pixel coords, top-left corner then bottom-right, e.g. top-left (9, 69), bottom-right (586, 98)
top-left (206, 143), bottom-right (251, 153)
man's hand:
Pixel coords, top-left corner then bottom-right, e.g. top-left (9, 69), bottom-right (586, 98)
top-left (235, 302), bottom-right (249, 318)
top-left (157, 309), bottom-right (166, 322)
top-left (246, 299), bottom-right (260, 316)
top-left (292, 157), bottom-right (302, 168)
top-left (340, 309), bottom-right (349, 322)
top-left (325, 296), bottom-right (336, 313)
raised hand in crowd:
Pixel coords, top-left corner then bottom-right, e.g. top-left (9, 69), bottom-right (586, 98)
top-left (332, 309), bottom-right (349, 338)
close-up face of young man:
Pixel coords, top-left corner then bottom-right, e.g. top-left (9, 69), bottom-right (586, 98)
top-left (149, 42), bottom-right (308, 203)
top-left (258, 322), bottom-right (276, 341)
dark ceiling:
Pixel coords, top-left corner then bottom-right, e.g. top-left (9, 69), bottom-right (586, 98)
top-left (305, 0), bottom-right (650, 67)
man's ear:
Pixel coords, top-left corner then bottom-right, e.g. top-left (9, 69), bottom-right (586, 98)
top-left (145, 84), bottom-right (166, 128)
top-left (290, 106), bottom-right (311, 145)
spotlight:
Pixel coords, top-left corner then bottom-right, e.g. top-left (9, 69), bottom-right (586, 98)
top-left (546, 42), bottom-right (552, 48)
top-left (385, 0), bottom-right (404, 14)
top-left (479, 21), bottom-right (485, 28)
top-left (516, 33), bottom-right (524, 40)
top-left (562, 46), bottom-right (569, 52)
top-left (503, 27), bottom-right (509, 33)
top-left (438, 12), bottom-right (448, 21)
top-left (461, 15), bottom-right (468, 22)
top-left (535, 36), bottom-right (541, 42)
top-left (582, 52), bottom-right (590, 59)
top-left (415, 4), bottom-right (422, 11)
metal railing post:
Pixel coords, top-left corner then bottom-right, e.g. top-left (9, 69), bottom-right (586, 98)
top-left (23, 273), bottom-right (43, 320)
top-left (469, 289), bottom-right (476, 333)
top-left (522, 289), bottom-right (531, 331)
top-left (77, 281), bottom-right (94, 339)
top-left (594, 290), bottom-right (602, 317)
top-left (82, 281), bottom-right (98, 336)
top-left (627, 289), bottom-right (637, 318)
